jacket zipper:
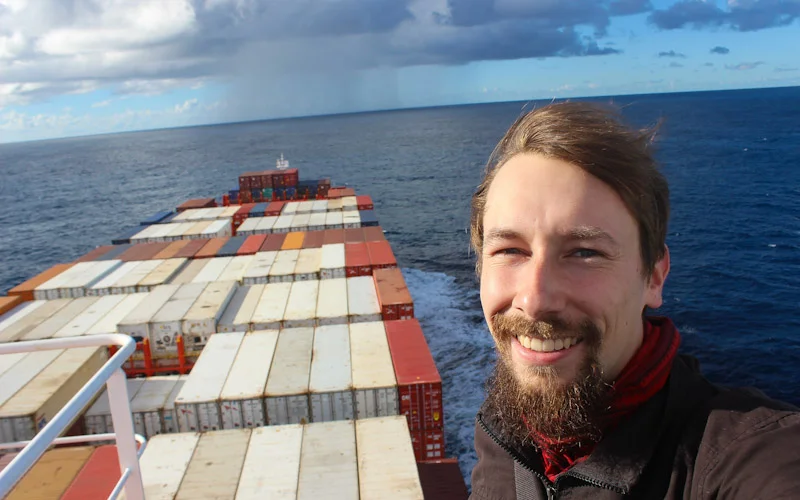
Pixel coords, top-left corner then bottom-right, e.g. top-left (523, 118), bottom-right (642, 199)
top-left (478, 416), bottom-right (628, 498)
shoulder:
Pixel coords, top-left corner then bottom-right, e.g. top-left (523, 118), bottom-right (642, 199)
top-left (470, 416), bottom-right (518, 500)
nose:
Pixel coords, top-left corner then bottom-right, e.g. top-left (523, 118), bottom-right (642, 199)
top-left (511, 254), bottom-right (566, 319)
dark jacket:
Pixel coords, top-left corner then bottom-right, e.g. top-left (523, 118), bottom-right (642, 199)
top-left (470, 354), bottom-right (800, 500)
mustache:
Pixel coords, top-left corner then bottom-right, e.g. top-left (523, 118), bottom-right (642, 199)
top-left (491, 312), bottom-right (601, 343)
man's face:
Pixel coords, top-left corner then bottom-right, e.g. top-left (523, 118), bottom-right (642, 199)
top-left (480, 153), bottom-right (668, 436)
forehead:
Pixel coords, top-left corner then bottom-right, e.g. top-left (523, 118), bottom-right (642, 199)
top-left (484, 153), bottom-right (637, 243)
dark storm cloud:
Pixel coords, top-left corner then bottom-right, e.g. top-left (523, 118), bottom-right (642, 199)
top-left (658, 50), bottom-right (686, 58)
top-left (710, 46), bottom-right (730, 54)
top-left (649, 0), bottom-right (800, 32)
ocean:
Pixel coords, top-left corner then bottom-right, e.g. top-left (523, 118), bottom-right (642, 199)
top-left (1, 86), bottom-right (799, 486)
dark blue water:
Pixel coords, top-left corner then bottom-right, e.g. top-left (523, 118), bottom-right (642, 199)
top-left (1, 86), bottom-right (799, 484)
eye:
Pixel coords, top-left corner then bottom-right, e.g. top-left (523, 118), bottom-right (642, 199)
top-left (490, 247), bottom-right (525, 257)
top-left (571, 248), bottom-right (602, 259)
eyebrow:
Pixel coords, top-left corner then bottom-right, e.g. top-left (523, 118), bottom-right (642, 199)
top-left (483, 225), bottom-right (620, 249)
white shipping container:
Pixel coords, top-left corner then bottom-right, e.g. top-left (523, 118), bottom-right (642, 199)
top-left (34, 265), bottom-right (85, 300)
top-left (163, 376), bottom-right (187, 433)
top-left (0, 299), bottom-right (71, 343)
top-left (52, 294), bottom-right (126, 338)
top-left (184, 220), bottom-right (212, 240)
top-left (294, 248), bottom-right (321, 281)
top-left (316, 278), bottom-right (349, 326)
top-left (0, 346), bottom-right (107, 443)
top-left (282, 202), bottom-right (299, 215)
top-left (328, 198), bottom-right (343, 211)
top-left (21, 297), bottom-right (99, 341)
top-left (0, 350), bottom-right (63, 412)
top-left (181, 280), bottom-right (238, 352)
top-left (87, 261), bottom-right (141, 296)
top-left (85, 292), bottom-right (148, 335)
top-left (148, 223), bottom-right (176, 243)
top-left (311, 200), bottom-right (328, 213)
top-left (0, 301), bottom-right (46, 337)
top-left (272, 214), bottom-right (294, 234)
top-left (268, 249), bottom-right (299, 283)
top-left (250, 282), bottom-right (291, 330)
top-left (129, 224), bottom-right (161, 243)
top-left (220, 330), bottom-right (279, 429)
top-left (325, 211), bottom-right (344, 229)
top-left (203, 219), bottom-right (232, 238)
top-left (216, 285), bottom-right (248, 333)
top-left (297, 420), bottom-right (358, 500)
top-left (0, 351), bottom-right (27, 379)
top-left (83, 378), bottom-right (147, 435)
top-left (174, 429), bottom-right (251, 500)
top-left (148, 282), bottom-right (207, 353)
top-left (117, 284), bottom-right (181, 340)
top-left (169, 209), bottom-right (193, 221)
top-left (113, 260), bottom-right (164, 294)
top-left (350, 322), bottom-right (399, 419)
top-left (137, 258), bottom-right (188, 291)
top-left (295, 201), bottom-right (314, 214)
top-left (174, 332), bottom-right (243, 432)
top-left (290, 212), bottom-right (311, 231)
top-left (320, 244), bottom-right (346, 279)
top-left (342, 211), bottom-right (361, 229)
top-left (220, 206), bottom-right (241, 219)
top-left (60, 260), bottom-right (123, 298)
top-left (283, 280), bottom-right (319, 328)
top-left (347, 276), bottom-right (382, 323)
top-left (265, 327), bottom-right (313, 425)
top-left (126, 433), bottom-right (199, 500)
top-left (217, 255), bottom-right (255, 282)
top-left (168, 222), bottom-right (198, 241)
top-left (236, 424), bottom-right (303, 500)
top-left (341, 196), bottom-right (358, 212)
top-left (256, 216), bottom-right (278, 234)
top-left (130, 376), bottom-right (182, 438)
top-left (308, 212), bottom-right (327, 231)
top-left (309, 325), bottom-right (353, 422)
top-left (236, 217), bottom-right (260, 235)
top-left (168, 258), bottom-right (208, 285)
top-left (191, 256), bottom-right (233, 283)
top-left (231, 284), bottom-right (265, 331)
top-left (242, 251), bottom-right (278, 285)
top-left (356, 417), bottom-right (424, 500)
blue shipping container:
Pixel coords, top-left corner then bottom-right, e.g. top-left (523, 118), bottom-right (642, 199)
top-left (111, 227), bottom-right (143, 245)
top-left (358, 210), bottom-right (379, 227)
top-left (140, 210), bottom-right (173, 226)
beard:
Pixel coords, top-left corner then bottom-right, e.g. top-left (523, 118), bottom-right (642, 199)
top-left (483, 313), bottom-right (611, 450)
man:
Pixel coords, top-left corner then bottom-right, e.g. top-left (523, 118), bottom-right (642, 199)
top-left (468, 102), bottom-right (800, 499)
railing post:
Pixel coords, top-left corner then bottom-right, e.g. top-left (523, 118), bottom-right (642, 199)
top-left (107, 369), bottom-right (145, 499)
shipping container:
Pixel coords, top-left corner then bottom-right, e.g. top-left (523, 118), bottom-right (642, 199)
top-left (249, 203), bottom-right (268, 218)
top-left (416, 458), bottom-right (469, 500)
top-left (282, 202), bottom-right (299, 215)
top-left (0, 346), bottom-right (107, 443)
top-left (178, 197), bottom-right (216, 211)
top-left (220, 330), bottom-right (279, 429)
top-left (272, 214), bottom-right (294, 234)
top-left (217, 236), bottom-right (247, 257)
top-left (363, 226), bottom-right (386, 242)
top-left (236, 216), bottom-right (260, 236)
top-left (33, 263), bottom-right (90, 300)
top-left (294, 248), bottom-right (321, 281)
top-left (309, 325), bottom-right (353, 422)
top-left (85, 292), bottom-right (149, 336)
top-left (268, 249), bottom-right (300, 283)
top-left (255, 216), bottom-right (279, 234)
top-left (191, 256), bottom-right (233, 283)
top-left (175, 428), bottom-right (251, 499)
top-left (0, 351), bottom-right (27, 379)
top-left (83, 378), bottom-right (147, 435)
top-left (52, 294), bottom-right (126, 338)
top-left (308, 212), bottom-right (327, 231)
top-left (130, 376), bottom-right (182, 437)
top-left (344, 227), bottom-right (365, 243)
top-left (129, 432), bottom-right (199, 500)
top-left (4, 446), bottom-right (93, 500)
top-left (0, 299), bottom-right (70, 343)
top-left (320, 243), bottom-right (346, 279)
top-left (183, 220), bottom-right (213, 240)
top-left (345, 242), bottom-right (371, 277)
top-left (347, 276), bottom-right (382, 323)
top-left (325, 211), bottom-right (344, 229)
top-left (349, 321), bottom-right (399, 419)
top-left (265, 201), bottom-right (285, 216)
top-left (385, 319), bottom-right (443, 431)
top-left (328, 198), bottom-right (343, 211)
top-left (60, 445), bottom-right (121, 500)
top-left (265, 327), bottom-right (314, 425)
top-left (341, 196), bottom-right (358, 212)
top-left (297, 420), bottom-right (358, 499)
top-left (250, 282), bottom-right (291, 330)
top-left (359, 209), bottom-right (380, 227)
top-left (235, 424), bottom-right (303, 499)
top-left (117, 284), bottom-right (180, 340)
top-left (174, 332), bottom-right (243, 432)
top-left (182, 280), bottom-right (238, 352)
top-left (311, 199), bottom-right (328, 213)
top-left (87, 261), bottom-right (141, 296)
top-left (141, 210), bottom-right (174, 225)
top-left (111, 260), bottom-right (164, 294)
top-left (167, 258), bottom-right (207, 285)
top-left (242, 251), bottom-right (278, 285)
top-left (148, 282), bottom-right (207, 354)
top-left (21, 296), bottom-right (99, 341)
top-left (7, 263), bottom-right (74, 302)
top-left (355, 417), bottom-right (424, 499)
top-left (290, 213), bottom-right (311, 231)
top-left (410, 427), bottom-right (446, 462)
top-left (203, 219), bottom-right (233, 239)
top-left (237, 234), bottom-right (267, 255)
top-left (127, 225), bottom-right (163, 244)
top-left (59, 260), bottom-right (123, 297)
top-left (282, 231), bottom-right (305, 250)
top-left (111, 226), bottom-right (144, 245)
top-left (259, 233), bottom-right (287, 252)
top-left (74, 245), bottom-right (115, 263)
top-left (342, 210), bottom-right (361, 229)
top-left (356, 195), bottom-right (374, 210)
top-left (217, 284), bottom-right (258, 332)
top-left (322, 229), bottom-right (346, 245)
top-left (0, 350), bottom-right (63, 415)
top-left (283, 280), bottom-right (319, 328)
top-left (194, 237), bottom-right (229, 259)
top-left (316, 278), bottom-right (348, 326)
top-left (152, 239), bottom-right (191, 260)
top-left (163, 375), bottom-right (187, 434)
top-left (366, 240), bottom-right (397, 270)
top-left (294, 200), bottom-right (314, 214)
top-left (172, 238), bottom-right (209, 259)
top-left (217, 254), bottom-right (255, 282)
top-left (373, 268), bottom-right (414, 321)
top-left (302, 230), bottom-right (324, 249)
top-left (137, 258), bottom-right (188, 291)
top-left (0, 301), bottom-right (46, 340)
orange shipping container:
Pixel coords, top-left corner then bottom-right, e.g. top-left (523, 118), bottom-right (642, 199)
top-left (238, 234), bottom-right (267, 255)
top-left (356, 195), bottom-right (374, 210)
top-left (344, 242), bottom-right (371, 277)
top-left (74, 246), bottom-right (115, 263)
top-left (366, 240), bottom-right (397, 270)
top-left (281, 232), bottom-right (305, 250)
top-left (194, 237), bottom-right (229, 259)
top-left (0, 296), bottom-right (23, 316)
top-left (60, 445), bottom-right (120, 500)
top-left (362, 226), bottom-right (386, 242)
top-left (410, 428), bottom-right (445, 462)
top-left (417, 459), bottom-right (469, 500)
top-left (385, 319), bottom-right (443, 431)
top-left (7, 263), bottom-right (75, 302)
top-left (5, 446), bottom-right (94, 500)
top-left (153, 240), bottom-right (191, 260)
top-left (372, 268), bottom-right (414, 320)
top-left (172, 239), bottom-right (209, 259)
top-left (177, 198), bottom-right (216, 211)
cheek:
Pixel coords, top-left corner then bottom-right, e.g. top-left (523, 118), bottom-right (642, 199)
top-left (480, 265), bottom-right (513, 316)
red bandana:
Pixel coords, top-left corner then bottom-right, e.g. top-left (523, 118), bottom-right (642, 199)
top-left (527, 316), bottom-right (681, 482)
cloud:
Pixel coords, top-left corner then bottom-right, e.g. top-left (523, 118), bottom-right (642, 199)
top-left (650, 0), bottom-right (800, 31)
top-left (658, 50), bottom-right (686, 58)
top-left (608, 0), bottom-right (653, 16)
top-left (774, 67), bottom-right (798, 72)
top-left (174, 98), bottom-right (198, 113)
top-left (710, 45), bottom-right (730, 54)
top-left (669, 62), bottom-right (684, 67)
top-left (91, 99), bottom-right (110, 108)
top-left (704, 62), bottom-right (715, 66)
top-left (725, 61), bottom-right (764, 70)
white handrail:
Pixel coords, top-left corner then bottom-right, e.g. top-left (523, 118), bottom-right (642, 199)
top-left (0, 334), bottom-right (146, 499)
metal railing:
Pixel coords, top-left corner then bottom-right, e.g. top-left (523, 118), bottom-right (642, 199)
top-left (0, 334), bottom-right (146, 499)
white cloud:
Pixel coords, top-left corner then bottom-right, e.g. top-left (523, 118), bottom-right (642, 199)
top-left (91, 99), bottom-right (111, 108)
top-left (174, 98), bottom-right (198, 113)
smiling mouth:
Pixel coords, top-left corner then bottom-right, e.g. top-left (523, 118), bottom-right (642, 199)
top-left (515, 334), bottom-right (584, 353)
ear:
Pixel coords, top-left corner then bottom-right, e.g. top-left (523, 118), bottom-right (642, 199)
top-left (645, 245), bottom-right (670, 309)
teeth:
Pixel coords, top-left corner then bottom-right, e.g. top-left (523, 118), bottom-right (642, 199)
top-left (517, 335), bottom-right (580, 353)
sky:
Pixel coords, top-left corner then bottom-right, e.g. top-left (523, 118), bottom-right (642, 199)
top-left (1, 0), bottom-right (798, 143)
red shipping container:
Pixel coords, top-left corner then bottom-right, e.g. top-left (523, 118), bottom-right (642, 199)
top-left (60, 445), bottom-right (120, 500)
top-left (177, 198), bottom-right (216, 212)
top-left (356, 195), bottom-right (374, 210)
top-left (118, 242), bottom-right (170, 262)
top-left (260, 233), bottom-right (287, 252)
top-left (238, 234), bottom-right (267, 255)
top-left (385, 319), bottom-right (443, 431)
top-left (317, 185), bottom-right (330, 198)
top-left (322, 229), bottom-right (345, 245)
top-left (259, 172), bottom-right (274, 189)
top-left (281, 168), bottom-right (299, 187)
top-left (417, 459), bottom-right (469, 499)
top-left (194, 237), bottom-right (229, 259)
top-left (344, 228), bottom-right (365, 244)
top-left (340, 188), bottom-right (356, 197)
top-left (363, 226), bottom-right (386, 242)
top-left (345, 242), bottom-right (371, 277)
top-left (266, 201), bottom-right (285, 216)
top-left (172, 239), bottom-right (208, 259)
top-left (0, 296), bottom-right (23, 316)
top-left (249, 173), bottom-right (263, 190)
top-left (327, 188), bottom-right (343, 199)
top-left (410, 428), bottom-right (445, 462)
top-left (239, 175), bottom-right (251, 191)
top-left (301, 230), bottom-right (325, 249)
top-left (366, 240), bottom-right (397, 270)
top-left (373, 268), bottom-right (414, 320)
top-left (240, 191), bottom-right (253, 204)
top-left (233, 204), bottom-right (255, 228)
top-left (153, 239), bottom-right (191, 260)
top-left (75, 245), bottom-right (115, 263)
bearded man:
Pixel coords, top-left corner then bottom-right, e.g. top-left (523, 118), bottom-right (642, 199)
top-left (468, 102), bottom-right (800, 499)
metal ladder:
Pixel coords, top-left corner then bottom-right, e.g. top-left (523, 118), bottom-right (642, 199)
top-left (0, 334), bottom-right (146, 499)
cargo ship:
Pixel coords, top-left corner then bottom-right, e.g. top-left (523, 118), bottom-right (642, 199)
top-left (0, 159), bottom-right (469, 499)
